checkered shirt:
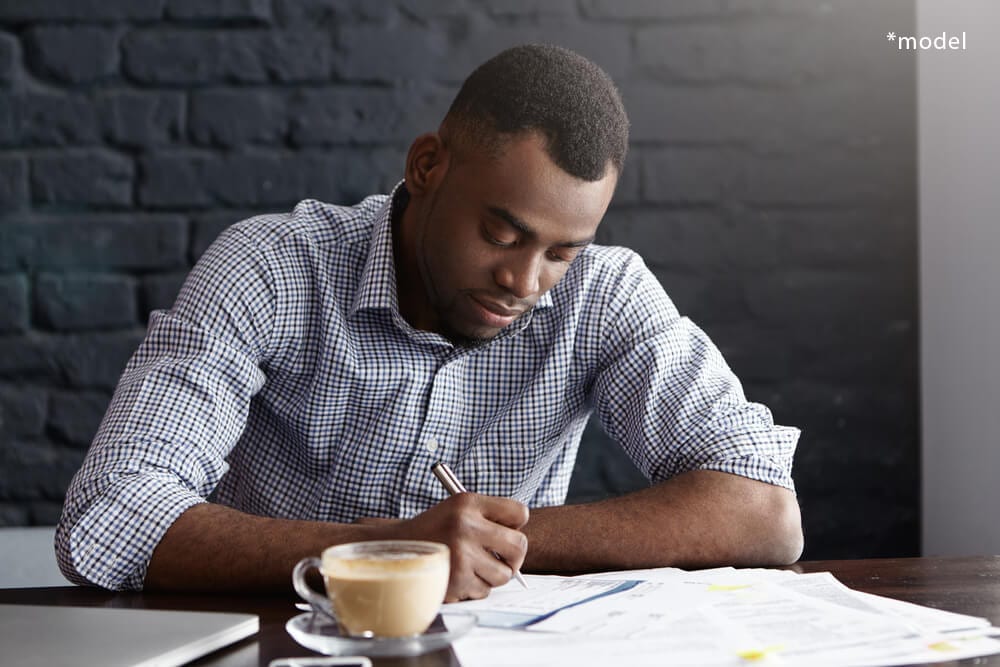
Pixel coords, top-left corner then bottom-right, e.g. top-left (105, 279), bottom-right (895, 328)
top-left (56, 183), bottom-right (799, 590)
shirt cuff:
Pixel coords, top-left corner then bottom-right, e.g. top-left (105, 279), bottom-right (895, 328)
top-left (59, 474), bottom-right (206, 591)
top-left (695, 426), bottom-right (800, 493)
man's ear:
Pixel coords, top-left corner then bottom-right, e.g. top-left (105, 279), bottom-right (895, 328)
top-left (404, 133), bottom-right (449, 197)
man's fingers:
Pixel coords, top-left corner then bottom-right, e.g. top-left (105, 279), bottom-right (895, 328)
top-left (445, 545), bottom-right (513, 601)
top-left (476, 494), bottom-right (530, 529)
top-left (477, 549), bottom-right (516, 587)
top-left (442, 493), bottom-right (528, 573)
top-left (445, 542), bottom-right (501, 601)
top-left (477, 502), bottom-right (529, 573)
top-left (485, 532), bottom-right (527, 574)
top-left (445, 576), bottom-right (492, 602)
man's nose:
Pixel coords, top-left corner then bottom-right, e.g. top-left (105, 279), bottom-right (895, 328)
top-left (494, 250), bottom-right (542, 299)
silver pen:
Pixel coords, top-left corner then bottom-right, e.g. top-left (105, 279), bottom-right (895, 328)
top-left (430, 461), bottom-right (529, 589)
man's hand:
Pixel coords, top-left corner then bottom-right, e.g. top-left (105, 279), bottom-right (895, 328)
top-left (375, 493), bottom-right (529, 602)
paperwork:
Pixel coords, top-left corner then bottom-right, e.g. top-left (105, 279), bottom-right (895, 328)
top-left (449, 576), bottom-right (640, 627)
top-left (447, 567), bottom-right (1000, 666)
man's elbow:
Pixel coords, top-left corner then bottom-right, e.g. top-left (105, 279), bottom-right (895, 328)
top-left (764, 488), bottom-right (804, 565)
top-left (55, 516), bottom-right (98, 588)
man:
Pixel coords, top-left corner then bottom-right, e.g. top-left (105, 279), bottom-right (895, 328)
top-left (57, 45), bottom-right (803, 601)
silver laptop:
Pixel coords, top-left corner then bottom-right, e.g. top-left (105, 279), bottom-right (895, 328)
top-left (0, 604), bottom-right (259, 667)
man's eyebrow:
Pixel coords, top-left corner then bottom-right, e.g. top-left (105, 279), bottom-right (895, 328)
top-left (486, 205), bottom-right (595, 248)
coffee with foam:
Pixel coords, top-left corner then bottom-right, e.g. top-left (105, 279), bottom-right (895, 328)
top-left (294, 541), bottom-right (450, 638)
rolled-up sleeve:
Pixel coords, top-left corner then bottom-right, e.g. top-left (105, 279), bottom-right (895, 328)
top-left (56, 227), bottom-right (273, 590)
top-left (593, 254), bottom-right (798, 492)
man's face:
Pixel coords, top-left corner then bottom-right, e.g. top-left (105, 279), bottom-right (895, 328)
top-left (399, 133), bottom-right (618, 345)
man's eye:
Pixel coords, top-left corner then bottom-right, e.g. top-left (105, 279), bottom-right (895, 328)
top-left (484, 229), bottom-right (516, 247)
top-left (546, 250), bottom-right (573, 263)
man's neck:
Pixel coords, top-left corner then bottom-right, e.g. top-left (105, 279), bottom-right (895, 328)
top-left (390, 187), bottom-right (436, 333)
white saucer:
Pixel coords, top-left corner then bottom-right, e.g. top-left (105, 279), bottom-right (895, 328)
top-left (286, 612), bottom-right (477, 657)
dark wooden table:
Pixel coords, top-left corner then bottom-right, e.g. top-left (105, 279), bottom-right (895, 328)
top-left (2, 556), bottom-right (999, 666)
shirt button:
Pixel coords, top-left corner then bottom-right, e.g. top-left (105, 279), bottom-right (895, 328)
top-left (426, 439), bottom-right (440, 453)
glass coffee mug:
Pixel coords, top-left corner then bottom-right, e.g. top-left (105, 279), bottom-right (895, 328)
top-left (293, 540), bottom-right (450, 638)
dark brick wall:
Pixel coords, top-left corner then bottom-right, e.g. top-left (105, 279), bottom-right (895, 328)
top-left (0, 0), bottom-right (918, 560)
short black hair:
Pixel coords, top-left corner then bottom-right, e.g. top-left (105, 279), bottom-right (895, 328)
top-left (442, 44), bottom-right (629, 182)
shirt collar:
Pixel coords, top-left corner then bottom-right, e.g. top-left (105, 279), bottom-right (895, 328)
top-left (351, 180), bottom-right (554, 323)
top-left (351, 181), bottom-right (406, 315)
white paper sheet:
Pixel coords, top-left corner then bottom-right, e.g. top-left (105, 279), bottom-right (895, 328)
top-left (449, 567), bottom-right (1000, 667)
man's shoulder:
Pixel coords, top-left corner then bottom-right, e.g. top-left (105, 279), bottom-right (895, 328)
top-left (546, 242), bottom-right (660, 315)
top-left (578, 242), bottom-right (644, 270)
top-left (227, 194), bottom-right (389, 252)
top-left (564, 243), bottom-right (650, 291)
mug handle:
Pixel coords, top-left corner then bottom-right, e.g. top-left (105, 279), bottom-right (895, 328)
top-left (292, 556), bottom-right (338, 621)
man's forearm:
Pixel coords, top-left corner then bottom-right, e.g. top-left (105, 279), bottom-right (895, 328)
top-left (144, 494), bottom-right (530, 600)
top-left (521, 469), bottom-right (803, 573)
top-left (144, 503), bottom-right (379, 592)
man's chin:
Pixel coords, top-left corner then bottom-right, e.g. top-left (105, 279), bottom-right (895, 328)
top-left (440, 320), bottom-right (501, 348)
top-left (451, 334), bottom-right (491, 349)
top-left (445, 328), bottom-right (497, 349)
top-left (438, 300), bottom-right (530, 347)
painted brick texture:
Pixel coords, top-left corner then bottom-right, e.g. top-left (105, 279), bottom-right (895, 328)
top-left (0, 0), bottom-right (918, 559)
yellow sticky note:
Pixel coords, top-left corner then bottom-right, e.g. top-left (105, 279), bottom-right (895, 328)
top-left (928, 641), bottom-right (958, 652)
top-left (736, 644), bottom-right (783, 661)
top-left (708, 583), bottom-right (752, 592)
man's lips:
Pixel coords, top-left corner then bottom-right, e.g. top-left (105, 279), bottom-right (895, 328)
top-left (469, 295), bottom-right (526, 327)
